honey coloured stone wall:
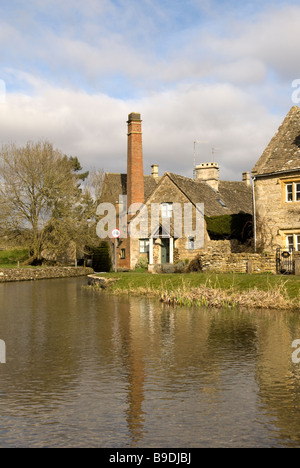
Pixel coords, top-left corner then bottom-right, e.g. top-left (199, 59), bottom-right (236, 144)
top-left (189, 251), bottom-right (277, 274)
top-left (254, 174), bottom-right (300, 251)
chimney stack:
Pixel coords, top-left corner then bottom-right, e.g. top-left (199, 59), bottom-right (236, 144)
top-left (151, 164), bottom-right (159, 179)
top-left (127, 112), bottom-right (144, 210)
top-left (242, 172), bottom-right (251, 187)
top-left (195, 162), bottom-right (220, 191)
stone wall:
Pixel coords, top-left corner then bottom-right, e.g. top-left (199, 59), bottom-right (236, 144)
top-left (0, 267), bottom-right (94, 283)
top-left (196, 252), bottom-right (276, 274)
top-left (187, 240), bottom-right (276, 274)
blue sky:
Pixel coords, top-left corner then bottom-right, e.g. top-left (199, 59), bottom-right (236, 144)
top-left (0, 0), bottom-right (300, 180)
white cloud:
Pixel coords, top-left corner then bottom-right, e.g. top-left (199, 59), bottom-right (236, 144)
top-left (0, 1), bottom-right (298, 184)
top-left (0, 73), bottom-right (281, 182)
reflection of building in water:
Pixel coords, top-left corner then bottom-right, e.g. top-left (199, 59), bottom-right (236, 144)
top-left (112, 298), bottom-right (146, 445)
top-left (125, 299), bottom-right (147, 445)
top-left (255, 313), bottom-right (300, 446)
top-left (113, 298), bottom-right (220, 445)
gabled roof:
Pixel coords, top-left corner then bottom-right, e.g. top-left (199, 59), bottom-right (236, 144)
top-left (99, 173), bottom-right (160, 204)
top-left (100, 172), bottom-right (253, 217)
top-left (252, 106), bottom-right (300, 176)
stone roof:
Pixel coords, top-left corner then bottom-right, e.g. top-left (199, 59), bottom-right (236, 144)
top-left (100, 173), bottom-right (160, 204)
top-left (167, 173), bottom-right (253, 216)
top-left (100, 172), bottom-right (253, 217)
top-left (252, 106), bottom-right (300, 176)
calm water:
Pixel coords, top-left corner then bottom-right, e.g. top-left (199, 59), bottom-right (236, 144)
top-left (1, 277), bottom-right (300, 448)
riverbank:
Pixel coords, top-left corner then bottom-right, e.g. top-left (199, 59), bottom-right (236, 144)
top-left (0, 266), bottom-right (94, 283)
top-left (88, 272), bottom-right (300, 311)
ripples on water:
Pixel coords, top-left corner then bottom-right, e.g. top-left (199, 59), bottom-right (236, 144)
top-left (0, 277), bottom-right (300, 447)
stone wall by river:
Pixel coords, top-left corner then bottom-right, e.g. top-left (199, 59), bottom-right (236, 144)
top-left (0, 267), bottom-right (94, 283)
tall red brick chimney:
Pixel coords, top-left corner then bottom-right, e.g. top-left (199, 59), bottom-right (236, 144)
top-left (127, 112), bottom-right (144, 210)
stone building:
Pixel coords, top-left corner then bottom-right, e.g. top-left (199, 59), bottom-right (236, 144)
top-left (252, 106), bottom-right (300, 253)
top-left (99, 112), bottom-right (253, 270)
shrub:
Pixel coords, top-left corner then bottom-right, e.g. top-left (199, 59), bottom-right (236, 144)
top-left (135, 257), bottom-right (148, 270)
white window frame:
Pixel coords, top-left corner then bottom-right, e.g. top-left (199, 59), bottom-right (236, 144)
top-left (285, 182), bottom-right (300, 202)
top-left (161, 203), bottom-right (173, 218)
top-left (286, 183), bottom-right (293, 202)
top-left (286, 233), bottom-right (300, 251)
top-left (296, 183), bottom-right (300, 201)
top-left (139, 239), bottom-right (149, 253)
top-left (188, 236), bottom-right (195, 250)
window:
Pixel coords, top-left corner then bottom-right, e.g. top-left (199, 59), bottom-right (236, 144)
top-left (139, 239), bottom-right (149, 253)
top-left (161, 203), bottom-right (173, 218)
top-left (120, 249), bottom-right (126, 259)
top-left (286, 234), bottom-right (300, 251)
top-left (285, 182), bottom-right (300, 202)
top-left (287, 235), bottom-right (294, 251)
top-left (297, 235), bottom-right (300, 252)
top-left (286, 184), bottom-right (293, 202)
top-left (296, 184), bottom-right (300, 201)
top-left (188, 236), bottom-right (195, 250)
top-left (217, 199), bottom-right (226, 208)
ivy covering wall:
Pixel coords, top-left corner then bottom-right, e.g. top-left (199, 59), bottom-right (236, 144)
top-left (205, 213), bottom-right (253, 242)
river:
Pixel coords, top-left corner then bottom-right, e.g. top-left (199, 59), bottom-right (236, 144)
top-left (0, 277), bottom-right (300, 448)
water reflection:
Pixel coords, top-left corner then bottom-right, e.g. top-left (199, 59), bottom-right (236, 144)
top-left (0, 278), bottom-right (300, 447)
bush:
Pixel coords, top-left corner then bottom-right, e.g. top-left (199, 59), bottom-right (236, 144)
top-left (185, 255), bottom-right (203, 272)
top-left (135, 257), bottom-right (148, 270)
top-left (174, 261), bottom-right (187, 273)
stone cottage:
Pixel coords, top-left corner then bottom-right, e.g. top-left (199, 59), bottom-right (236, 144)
top-left (252, 106), bottom-right (300, 253)
top-left (98, 112), bottom-right (253, 270)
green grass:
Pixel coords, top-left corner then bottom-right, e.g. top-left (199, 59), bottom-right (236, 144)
top-left (0, 249), bottom-right (29, 268)
top-left (96, 271), bottom-right (300, 300)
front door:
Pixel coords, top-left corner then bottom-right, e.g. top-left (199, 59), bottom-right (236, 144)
top-left (161, 238), bottom-right (170, 264)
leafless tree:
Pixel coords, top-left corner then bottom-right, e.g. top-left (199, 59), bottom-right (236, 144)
top-left (0, 140), bottom-right (88, 263)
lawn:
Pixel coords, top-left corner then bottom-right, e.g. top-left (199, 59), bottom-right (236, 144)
top-left (97, 271), bottom-right (300, 300)
top-left (0, 249), bottom-right (29, 268)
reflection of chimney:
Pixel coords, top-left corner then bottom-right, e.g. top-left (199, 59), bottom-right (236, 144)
top-left (195, 162), bottom-right (219, 191)
top-left (242, 172), bottom-right (251, 186)
top-left (151, 164), bottom-right (159, 179)
top-left (127, 112), bottom-right (144, 209)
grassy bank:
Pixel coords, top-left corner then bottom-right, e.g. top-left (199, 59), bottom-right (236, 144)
top-left (0, 249), bottom-right (29, 268)
top-left (92, 271), bottom-right (300, 311)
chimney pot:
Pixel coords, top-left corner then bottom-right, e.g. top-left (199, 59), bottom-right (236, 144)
top-left (151, 164), bottom-right (159, 179)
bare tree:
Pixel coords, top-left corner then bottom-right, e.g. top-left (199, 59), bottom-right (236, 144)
top-left (0, 141), bottom-right (83, 263)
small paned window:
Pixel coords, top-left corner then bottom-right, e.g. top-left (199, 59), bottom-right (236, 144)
top-left (296, 184), bottom-right (300, 201)
top-left (286, 234), bottom-right (300, 252)
top-left (188, 237), bottom-right (195, 250)
top-left (161, 203), bottom-right (173, 218)
top-left (285, 182), bottom-right (300, 202)
top-left (297, 235), bottom-right (300, 252)
top-left (139, 239), bottom-right (149, 253)
top-left (287, 235), bottom-right (294, 251)
top-left (286, 184), bottom-right (293, 202)
top-left (120, 249), bottom-right (126, 259)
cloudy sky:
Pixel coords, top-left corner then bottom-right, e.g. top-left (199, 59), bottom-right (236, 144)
top-left (0, 0), bottom-right (300, 181)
